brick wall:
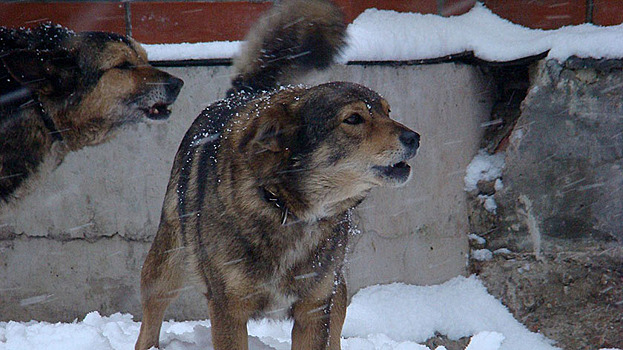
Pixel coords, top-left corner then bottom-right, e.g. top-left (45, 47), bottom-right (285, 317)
top-left (1, 1), bottom-right (622, 43)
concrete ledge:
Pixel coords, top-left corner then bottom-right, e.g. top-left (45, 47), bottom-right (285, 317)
top-left (0, 63), bottom-right (493, 321)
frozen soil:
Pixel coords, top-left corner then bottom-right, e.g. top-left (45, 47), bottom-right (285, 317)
top-left (469, 242), bottom-right (623, 350)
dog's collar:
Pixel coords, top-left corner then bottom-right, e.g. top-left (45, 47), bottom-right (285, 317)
top-left (33, 96), bottom-right (63, 142)
top-left (259, 186), bottom-right (295, 225)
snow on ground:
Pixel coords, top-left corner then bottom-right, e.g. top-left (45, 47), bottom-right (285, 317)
top-left (144, 3), bottom-right (623, 63)
top-left (0, 276), bottom-right (558, 350)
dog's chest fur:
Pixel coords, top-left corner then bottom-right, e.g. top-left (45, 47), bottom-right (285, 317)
top-left (264, 224), bottom-right (324, 317)
top-left (192, 206), bottom-right (347, 319)
top-left (249, 220), bottom-right (343, 318)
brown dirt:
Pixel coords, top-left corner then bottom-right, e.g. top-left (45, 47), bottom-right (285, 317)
top-left (469, 244), bottom-right (623, 350)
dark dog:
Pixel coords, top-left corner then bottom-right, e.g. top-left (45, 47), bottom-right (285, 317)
top-left (0, 24), bottom-right (183, 203)
top-left (136, 1), bottom-right (419, 349)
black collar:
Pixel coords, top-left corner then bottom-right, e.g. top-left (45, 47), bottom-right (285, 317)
top-left (259, 186), bottom-right (295, 225)
top-left (33, 96), bottom-right (63, 142)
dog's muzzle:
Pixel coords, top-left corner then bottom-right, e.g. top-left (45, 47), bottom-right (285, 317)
top-left (372, 128), bottom-right (420, 185)
top-left (144, 75), bottom-right (184, 120)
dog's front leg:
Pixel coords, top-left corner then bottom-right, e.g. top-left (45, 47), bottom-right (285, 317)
top-left (291, 276), bottom-right (347, 350)
top-left (207, 297), bottom-right (250, 350)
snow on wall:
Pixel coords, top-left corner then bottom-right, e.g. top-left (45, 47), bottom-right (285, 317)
top-left (144, 4), bottom-right (623, 63)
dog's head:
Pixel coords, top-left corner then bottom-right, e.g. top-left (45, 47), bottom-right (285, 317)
top-left (296, 82), bottom-right (419, 187)
top-left (237, 82), bottom-right (419, 219)
top-left (65, 32), bottom-right (184, 122)
top-left (1, 25), bottom-right (183, 147)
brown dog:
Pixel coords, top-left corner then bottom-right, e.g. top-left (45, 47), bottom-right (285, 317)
top-left (136, 1), bottom-right (419, 349)
top-left (0, 24), bottom-right (183, 203)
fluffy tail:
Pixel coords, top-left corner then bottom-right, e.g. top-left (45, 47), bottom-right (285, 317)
top-left (229, 0), bottom-right (346, 95)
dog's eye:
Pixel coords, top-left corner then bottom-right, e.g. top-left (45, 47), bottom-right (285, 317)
top-left (343, 113), bottom-right (364, 125)
top-left (115, 61), bottom-right (133, 70)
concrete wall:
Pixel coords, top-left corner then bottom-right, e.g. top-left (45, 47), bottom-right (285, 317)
top-left (0, 63), bottom-right (493, 322)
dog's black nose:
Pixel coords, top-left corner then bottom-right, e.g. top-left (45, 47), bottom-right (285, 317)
top-left (165, 76), bottom-right (184, 98)
top-left (400, 129), bottom-right (420, 150)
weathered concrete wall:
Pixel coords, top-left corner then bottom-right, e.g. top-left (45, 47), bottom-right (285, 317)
top-left (0, 63), bottom-right (493, 322)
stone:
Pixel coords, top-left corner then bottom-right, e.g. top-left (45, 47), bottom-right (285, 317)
top-left (475, 58), bottom-right (623, 350)
top-left (498, 59), bottom-right (623, 248)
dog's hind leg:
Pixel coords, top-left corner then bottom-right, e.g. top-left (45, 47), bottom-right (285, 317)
top-left (291, 272), bottom-right (347, 350)
top-left (135, 219), bottom-right (186, 350)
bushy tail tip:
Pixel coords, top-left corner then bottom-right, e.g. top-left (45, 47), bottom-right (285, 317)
top-left (230, 0), bottom-right (346, 95)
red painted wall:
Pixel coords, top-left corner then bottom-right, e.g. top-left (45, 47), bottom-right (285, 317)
top-left (1, 1), bottom-right (620, 44)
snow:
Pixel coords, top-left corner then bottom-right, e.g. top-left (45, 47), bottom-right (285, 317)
top-left (143, 3), bottom-right (623, 63)
top-left (341, 276), bottom-right (558, 350)
top-left (145, 41), bottom-right (240, 62)
top-left (342, 4), bottom-right (623, 62)
top-left (494, 179), bottom-right (503, 192)
top-left (478, 195), bottom-right (498, 213)
top-left (464, 150), bottom-right (505, 214)
top-left (471, 249), bottom-right (494, 261)
top-left (464, 150), bottom-right (505, 193)
top-left (465, 332), bottom-right (505, 350)
top-left (467, 233), bottom-right (486, 245)
top-left (0, 276), bottom-right (558, 350)
top-left (493, 248), bottom-right (512, 255)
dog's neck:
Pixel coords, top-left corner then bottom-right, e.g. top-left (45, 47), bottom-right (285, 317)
top-left (259, 186), bottom-right (296, 225)
top-left (258, 182), bottom-right (367, 225)
top-left (33, 95), bottom-right (64, 143)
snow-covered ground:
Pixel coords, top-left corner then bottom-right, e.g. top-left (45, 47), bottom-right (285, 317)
top-left (145, 3), bottom-right (623, 63)
top-left (0, 276), bottom-right (559, 350)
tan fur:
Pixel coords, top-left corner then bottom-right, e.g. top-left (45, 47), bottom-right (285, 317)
top-left (0, 28), bottom-right (183, 202)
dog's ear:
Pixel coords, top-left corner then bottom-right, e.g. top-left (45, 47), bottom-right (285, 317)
top-left (239, 103), bottom-right (295, 154)
top-left (252, 122), bottom-right (283, 153)
top-left (2, 49), bottom-right (78, 97)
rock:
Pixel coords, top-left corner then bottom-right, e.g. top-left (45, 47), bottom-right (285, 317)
top-left (498, 59), bottom-right (623, 247)
top-left (475, 58), bottom-right (623, 350)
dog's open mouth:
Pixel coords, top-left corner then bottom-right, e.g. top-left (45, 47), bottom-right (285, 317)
top-left (372, 161), bottom-right (411, 183)
top-left (144, 103), bottom-right (172, 120)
